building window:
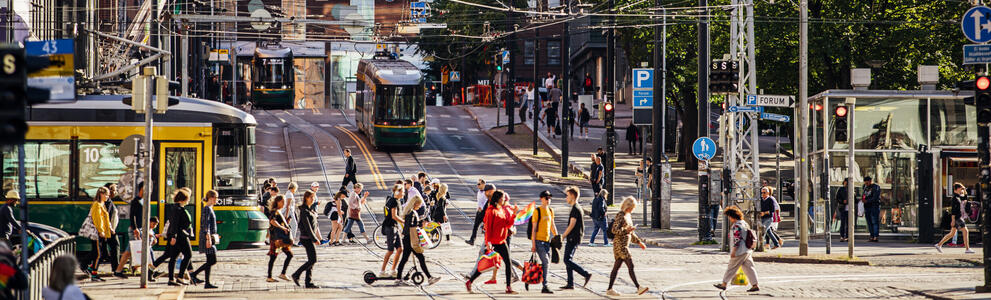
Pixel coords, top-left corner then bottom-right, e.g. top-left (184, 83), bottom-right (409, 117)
top-left (547, 41), bottom-right (561, 65)
top-left (524, 41), bottom-right (535, 65)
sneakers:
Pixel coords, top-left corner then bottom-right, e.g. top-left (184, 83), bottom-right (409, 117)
top-left (637, 286), bottom-right (649, 295)
top-left (505, 287), bottom-right (518, 294)
top-left (559, 285), bottom-right (574, 290)
top-left (465, 280), bottom-right (473, 293)
top-left (933, 244), bottom-right (943, 253)
top-left (541, 286), bottom-right (554, 294)
top-left (278, 274), bottom-right (291, 281)
top-left (305, 283), bottom-right (319, 289)
top-left (587, 242), bottom-right (595, 247)
top-left (428, 276), bottom-right (441, 286)
top-left (266, 277), bottom-right (278, 283)
top-left (113, 272), bottom-right (128, 279)
top-left (606, 289), bottom-right (621, 296)
top-left (747, 285), bottom-right (760, 292)
top-left (966, 248), bottom-right (976, 254)
top-left (583, 274), bottom-right (592, 288)
top-left (484, 279), bottom-right (497, 285)
top-left (204, 283), bottom-right (218, 289)
top-left (712, 283), bottom-right (727, 290)
top-left (465, 240), bottom-right (475, 246)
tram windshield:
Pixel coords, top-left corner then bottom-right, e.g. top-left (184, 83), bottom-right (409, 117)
top-left (255, 58), bottom-right (291, 87)
top-left (375, 85), bottom-right (424, 122)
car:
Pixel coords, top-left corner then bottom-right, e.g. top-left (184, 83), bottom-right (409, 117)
top-left (8, 222), bottom-right (71, 256)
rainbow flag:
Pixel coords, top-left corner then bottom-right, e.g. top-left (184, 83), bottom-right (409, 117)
top-left (513, 202), bottom-right (536, 226)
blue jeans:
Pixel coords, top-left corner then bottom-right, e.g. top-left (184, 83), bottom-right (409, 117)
top-left (344, 218), bottom-right (365, 235)
top-left (589, 219), bottom-right (609, 244)
top-left (563, 241), bottom-right (589, 286)
top-left (705, 205), bottom-right (720, 240)
top-left (536, 241), bottom-right (551, 287)
top-left (761, 219), bottom-right (780, 248)
top-left (865, 205), bottom-right (881, 238)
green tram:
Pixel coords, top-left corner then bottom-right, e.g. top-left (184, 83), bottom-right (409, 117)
top-left (0, 95), bottom-right (268, 251)
top-left (251, 46), bottom-right (295, 109)
top-left (355, 55), bottom-right (426, 149)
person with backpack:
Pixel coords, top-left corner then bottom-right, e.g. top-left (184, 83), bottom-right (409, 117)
top-left (344, 183), bottom-right (370, 244)
top-left (322, 191), bottom-right (346, 246)
top-left (588, 189), bottom-right (609, 246)
top-left (529, 191), bottom-right (557, 294)
top-left (578, 103), bottom-right (591, 140)
top-left (583, 73), bottom-right (594, 95)
top-left (561, 186), bottom-right (591, 290)
top-left (935, 183), bottom-right (975, 254)
top-left (606, 196), bottom-right (648, 296)
top-left (380, 185), bottom-right (405, 277)
top-left (713, 206), bottom-right (760, 292)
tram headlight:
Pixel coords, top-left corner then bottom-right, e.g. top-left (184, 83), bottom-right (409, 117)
top-left (281, 85), bottom-right (287, 89)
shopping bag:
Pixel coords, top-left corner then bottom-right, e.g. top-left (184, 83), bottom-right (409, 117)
top-left (476, 250), bottom-right (503, 273)
top-left (731, 267), bottom-right (749, 286)
top-left (416, 228), bottom-right (434, 249)
top-left (440, 222), bottom-right (452, 235)
top-left (521, 253), bottom-right (544, 285)
top-left (130, 240), bottom-right (153, 268)
top-left (857, 202), bottom-right (865, 217)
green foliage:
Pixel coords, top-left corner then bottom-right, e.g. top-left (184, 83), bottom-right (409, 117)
top-left (414, 0), bottom-right (520, 82)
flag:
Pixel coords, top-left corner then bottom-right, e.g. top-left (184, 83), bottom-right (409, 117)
top-left (513, 202), bottom-right (536, 226)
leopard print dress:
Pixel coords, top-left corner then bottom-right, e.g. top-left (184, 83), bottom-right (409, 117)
top-left (611, 211), bottom-right (642, 260)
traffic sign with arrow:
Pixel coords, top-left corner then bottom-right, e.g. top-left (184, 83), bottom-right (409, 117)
top-left (746, 94), bottom-right (794, 107)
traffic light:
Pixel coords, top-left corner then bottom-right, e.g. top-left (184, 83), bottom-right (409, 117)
top-left (494, 54), bottom-right (503, 71)
top-left (0, 45), bottom-right (27, 146)
top-left (978, 74), bottom-right (991, 207)
top-left (834, 105), bottom-right (848, 142)
top-left (977, 75), bottom-right (991, 125)
top-left (708, 59), bottom-right (739, 94)
top-left (603, 101), bottom-right (615, 129)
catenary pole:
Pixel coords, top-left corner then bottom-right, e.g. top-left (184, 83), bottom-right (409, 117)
top-left (798, 0), bottom-right (810, 256)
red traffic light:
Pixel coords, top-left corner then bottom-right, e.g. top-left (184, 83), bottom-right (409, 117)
top-left (979, 76), bottom-right (991, 90)
top-left (835, 106), bottom-right (848, 117)
top-left (604, 102), bottom-right (614, 112)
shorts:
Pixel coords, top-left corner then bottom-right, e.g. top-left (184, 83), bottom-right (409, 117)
top-left (330, 211), bottom-right (339, 222)
top-left (382, 225), bottom-right (401, 251)
top-left (953, 217), bottom-right (966, 229)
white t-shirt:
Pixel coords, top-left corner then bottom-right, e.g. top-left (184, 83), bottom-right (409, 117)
top-left (43, 285), bottom-right (86, 300)
top-left (544, 76), bottom-right (555, 89)
top-left (477, 190), bottom-right (488, 210)
top-left (526, 89), bottom-right (535, 101)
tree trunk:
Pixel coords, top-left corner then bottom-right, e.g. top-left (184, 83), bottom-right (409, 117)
top-left (678, 93), bottom-right (699, 170)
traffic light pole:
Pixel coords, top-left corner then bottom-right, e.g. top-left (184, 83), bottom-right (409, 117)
top-left (506, 4), bottom-right (516, 135)
top-left (696, 0), bottom-right (711, 237)
top-left (603, 0), bottom-right (616, 207)
top-left (561, 1), bottom-right (571, 178)
top-left (977, 74), bottom-right (991, 293)
top-left (140, 67), bottom-right (155, 289)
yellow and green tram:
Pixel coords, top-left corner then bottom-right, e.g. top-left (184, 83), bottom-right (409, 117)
top-left (251, 46), bottom-right (295, 109)
top-left (355, 55), bottom-right (426, 150)
top-left (0, 95), bottom-right (268, 251)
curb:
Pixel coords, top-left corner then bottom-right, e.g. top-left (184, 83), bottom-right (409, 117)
top-left (751, 255), bottom-right (871, 265)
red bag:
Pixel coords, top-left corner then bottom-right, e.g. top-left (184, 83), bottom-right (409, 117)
top-left (477, 250), bottom-right (503, 273)
top-left (521, 253), bottom-right (543, 285)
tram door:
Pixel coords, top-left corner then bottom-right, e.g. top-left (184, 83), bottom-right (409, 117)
top-left (158, 143), bottom-right (203, 246)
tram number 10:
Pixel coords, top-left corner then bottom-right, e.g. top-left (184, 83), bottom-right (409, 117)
top-left (84, 148), bottom-right (101, 163)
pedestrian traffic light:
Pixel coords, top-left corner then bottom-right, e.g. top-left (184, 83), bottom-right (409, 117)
top-left (834, 105), bottom-right (848, 142)
top-left (708, 60), bottom-right (739, 94)
top-left (0, 45), bottom-right (28, 146)
top-left (603, 101), bottom-right (615, 129)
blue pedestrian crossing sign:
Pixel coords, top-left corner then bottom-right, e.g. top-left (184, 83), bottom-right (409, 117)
top-left (962, 6), bottom-right (991, 43)
top-left (449, 71), bottom-right (460, 82)
top-left (692, 137), bottom-right (717, 161)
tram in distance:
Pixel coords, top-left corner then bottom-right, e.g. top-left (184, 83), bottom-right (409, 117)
top-left (0, 95), bottom-right (268, 251)
top-left (355, 52), bottom-right (426, 150)
top-left (251, 46), bottom-right (295, 109)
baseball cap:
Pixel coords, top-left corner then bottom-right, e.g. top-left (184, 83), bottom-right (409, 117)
top-left (431, 179), bottom-right (440, 185)
top-left (311, 182), bottom-right (320, 188)
top-left (4, 190), bottom-right (18, 200)
top-left (483, 184), bottom-right (496, 191)
top-left (539, 190), bottom-right (553, 199)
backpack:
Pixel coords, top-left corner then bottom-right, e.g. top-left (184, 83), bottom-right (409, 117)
top-left (554, 122), bottom-right (562, 135)
top-left (322, 201), bottom-right (334, 216)
top-left (526, 208), bottom-right (543, 240)
top-left (963, 200), bottom-right (982, 222)
top-left (744, 227), bottom-right (756, 250)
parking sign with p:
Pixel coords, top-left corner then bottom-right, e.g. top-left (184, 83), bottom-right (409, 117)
top-left (633, 68), bottom-right (653, 89)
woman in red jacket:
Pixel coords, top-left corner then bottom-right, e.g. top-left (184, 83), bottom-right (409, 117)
top-left (466, 190), bottom-right (518, 294)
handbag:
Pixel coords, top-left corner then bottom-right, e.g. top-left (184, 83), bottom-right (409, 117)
top-left (857, 201), bottom-right (865, 217)
top-left (78, 214), bottom-right (99, 240)
top-left (476, 250), bottom-right (502, 273)
top-left (521, 253), bottom-right (543, 285)
top-left (440, 222), bottom-right (452, 235)
top-left (409, 226), bottom-right (424, 254)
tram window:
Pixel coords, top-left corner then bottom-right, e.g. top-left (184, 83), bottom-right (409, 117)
top-left (78, 142), bottom-right (129, 200)
top-left (257, 58), bottom-right (286, 85)
top-left (1, 142), bottom-right (71, 199)
top-left (215, 128), bottom-right (246, 194)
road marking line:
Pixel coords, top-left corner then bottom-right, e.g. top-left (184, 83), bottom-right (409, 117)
top-left (318, 124), bottom-right (332, 127)
top-left (265, 123), bottom-right (278, 128)
top-left (428, 127), bottom-right (438, 130)
top-left (446, 127), bottom-right (459, 131)
top-left (460, 115), bottom-right (471, 118)
top-left (440, 114), bottom-right (452, 118)
top-left (336, 126), bottom-right (386, 190)
top-left (468, 128), bottom-right (479, 132)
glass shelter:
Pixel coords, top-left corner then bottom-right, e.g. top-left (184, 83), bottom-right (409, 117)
top-left (807, 89), bottom-right (976, 242)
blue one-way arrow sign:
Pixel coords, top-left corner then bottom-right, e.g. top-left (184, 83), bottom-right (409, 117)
top-left (760, 112), bottom-right (791, 123)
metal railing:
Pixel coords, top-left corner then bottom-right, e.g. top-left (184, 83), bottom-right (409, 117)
top-left (16, 236), bottom-right (76, 300)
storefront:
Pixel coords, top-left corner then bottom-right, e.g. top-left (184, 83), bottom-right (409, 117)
top-left (807, 89), bottom-right (975, 242)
